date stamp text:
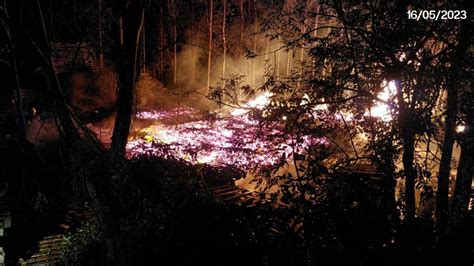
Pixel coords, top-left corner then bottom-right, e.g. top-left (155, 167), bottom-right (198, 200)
top-left (407, 10), bottom-right (467, 21)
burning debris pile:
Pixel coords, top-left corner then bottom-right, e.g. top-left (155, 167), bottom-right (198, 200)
top-left (126, 99), bottom-right (327, 171)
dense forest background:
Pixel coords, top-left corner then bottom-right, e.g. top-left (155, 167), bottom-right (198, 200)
top-left (0, 0), bottom-right (473, 265)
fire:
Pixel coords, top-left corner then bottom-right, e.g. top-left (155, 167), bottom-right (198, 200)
top-left (231, 92), bottom-right (272, 116)
top-left (135, 107), bottom-right (199, 120)
top-left (126, 93), bottom-right (326, 170)
top-left (116, 81), bottom-right (395, 169)
top-left (127, 113), bottom-right (325, 169)
top-left (368, 80), bottom-right (397, 121)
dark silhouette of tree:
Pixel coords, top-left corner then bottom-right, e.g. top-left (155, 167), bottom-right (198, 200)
top-left (436, 2), bottom-right (471, 232)
top-left (449, 17), bottom-right (473, 226)
top-left (110, 1), bottom-right (144, 158)
top-left (256, 1), bottom-right (467, 224)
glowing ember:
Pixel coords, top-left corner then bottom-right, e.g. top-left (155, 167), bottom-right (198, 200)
top-left (126, 94), bottom-right (327, 170)
top-left (136, 107), bottom-right (199, 121)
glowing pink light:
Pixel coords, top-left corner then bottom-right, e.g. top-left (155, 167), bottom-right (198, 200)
top-left (136, 107), bottom-right (199, 120)
top-left (125, 106), bottom-right (327, 170)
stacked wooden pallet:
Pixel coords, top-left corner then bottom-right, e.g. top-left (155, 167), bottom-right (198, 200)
top-left (20, 235), bottom-right (64, 265)
top-left (20, 204), bottom-right (94, 265)
top-left (469, 191), bottom-right (474, 212)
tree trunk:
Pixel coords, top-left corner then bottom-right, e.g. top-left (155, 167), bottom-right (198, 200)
top-left (167, 0), bottom-right (178, 86)
top-left (173, 10), bottom-right (177, 86)
top-left (190, 0), bottom-right (196, 82)
top-left (159, 7), bottom-right (164, 80)
top-left (451, 140), bottom-right (473, 225)
top-left (103, 2), bottom-right (143, 262)
top-left (436, 15), bottom-right (470, 230)
top-left (110, 66), bottom-right (134, 158)
top-left (311, 0), bottom-right (319, 77)
top-left (286, 50), bottom-right (291, 76)
top-left (275, 41), bottom-right (280, 77)
top-left (111, 7), bottom-right (142, 158)
top-left (395, 79), bottom-right (416, 222)
top-left (98, 0), bottom-right (104, 69)
top-left (207, 0), bottom-right (213, 92)
top-left (400, 117), bottom-right (417, 222)
top-left (119, 16), bottom-right (124, 45)
top-left (451, 17), bottom-right (472, 223)
top-left (142, 17), bottom-right (146, 74)
top-left (264, 39), bottom-right (269, 82)
top-left (239, 0), bottom-right (244, 57)
top-left (252, 1), bottom-right (257, 86)
top-left (222, 0), bottom-right (226, 79)
top-left (297, 1), bottom-right (309, 88)
top-left (435, 78), bottom-right (457, 228)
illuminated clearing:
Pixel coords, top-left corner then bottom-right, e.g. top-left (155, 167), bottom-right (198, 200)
top-left (126, 80), bottom-right (396, 168)
top-left (126, 99), bottom-right (326, 170)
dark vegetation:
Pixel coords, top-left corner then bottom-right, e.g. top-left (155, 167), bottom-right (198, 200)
top-left (0, 0), bottom-right (473, 265)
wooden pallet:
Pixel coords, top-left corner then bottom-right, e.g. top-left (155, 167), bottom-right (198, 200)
top-left (469, 191), bottom-right (474, 212)
top-left (20, 234), bottom-right (64, 265)
top-left (20, 203), bottom-right (94, 265)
